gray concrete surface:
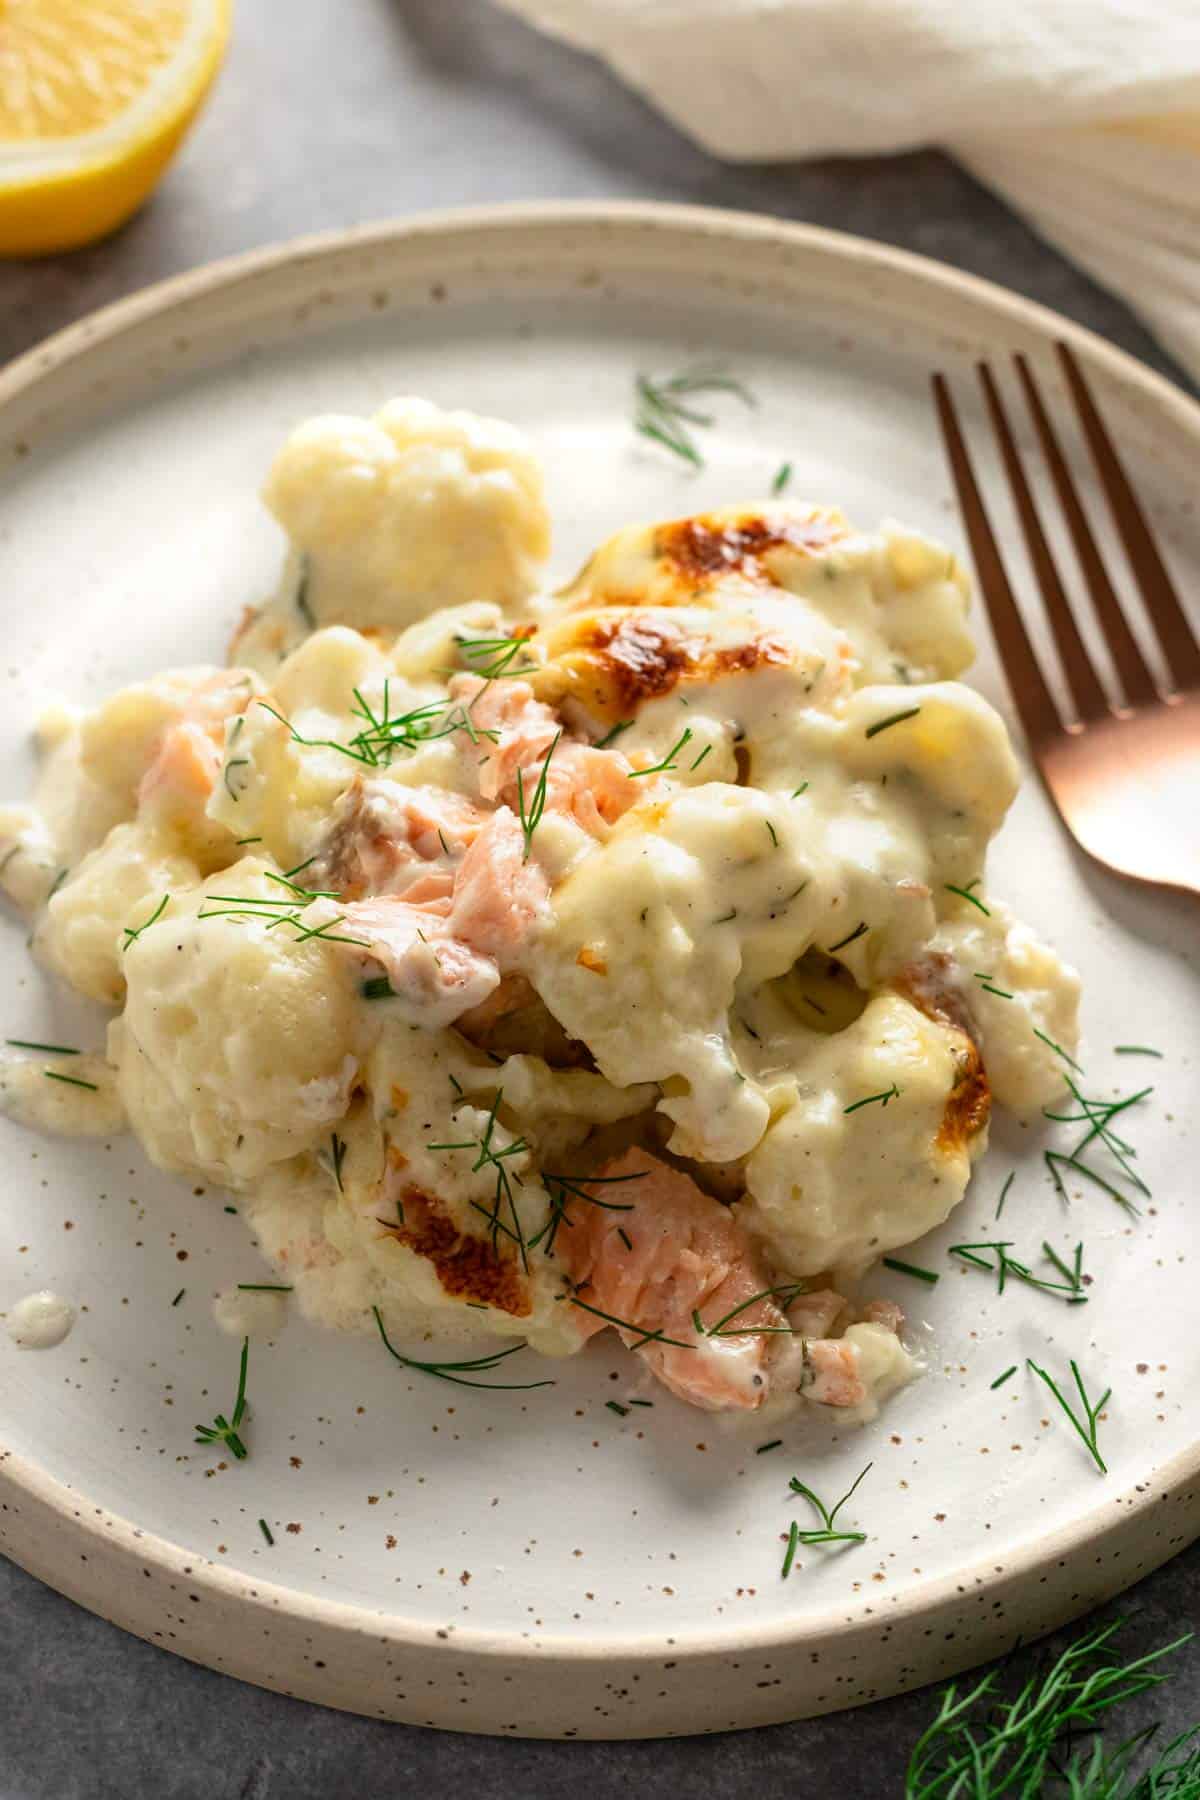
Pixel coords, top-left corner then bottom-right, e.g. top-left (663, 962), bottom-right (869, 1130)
top-left (1, 2), bottom-right (1197, 1794)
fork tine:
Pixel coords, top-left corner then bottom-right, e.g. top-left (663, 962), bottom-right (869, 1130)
top-left (978, 362), bottom-right (1109, 725)
top-left (1015, 355), bottom-right (1160, 711)
top-left (932, 373), bottom-right (1062, 751)
top-left (1057, 342), bottom-right (1200, 694)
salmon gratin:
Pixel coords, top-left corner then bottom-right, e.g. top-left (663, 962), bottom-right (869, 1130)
top-left (0, 397), bottom-right (1081, 1419)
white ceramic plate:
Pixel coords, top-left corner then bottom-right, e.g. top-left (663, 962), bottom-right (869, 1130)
top-left (1, 204), bottom-right (1197, 1740)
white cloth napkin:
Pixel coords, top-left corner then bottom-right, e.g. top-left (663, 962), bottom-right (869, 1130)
top-left (496, 0), bottom-right (1200, 380)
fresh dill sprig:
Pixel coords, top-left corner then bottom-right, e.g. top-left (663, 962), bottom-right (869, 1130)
top-left (1044, 1149), bottom-right (1141, 1219)
top-left (515, 732), bottom-right (560, 862)
top-left (944, 879), bottom-right (990, 916)
top-left (973, 970), bottom-right (1015, 1000)
top-left (6, 1038), bottom-right (79, 1055)
top-left (633, 366), bottom-right (755, 467)
top-left (995, 1170), bottom-right (1015, 1218)
top-left (1045, 1077), bottom-right (1152, 1199)
top-left (844, 1083), bottom-right (900, 1115)
top-left (122, 892), bottom-right (169, 951)
top-left (594, 719), bottom-right (633, 750)
top-left (567, 1293), bottom-right (694, 1352)
top-left (1028, 1356), bottom-right (1111, 1474)
top-left (455, 633), bottom-right (537, 680)
top-left (905, 1618), bottom-right (1194, 1796)
top-left (372, 1305), bottom-right (553, 1390)
top-left (194, 1337), bottom-right (251, 1461)
top-left (1115, 1044), bottom-right (1162, 1058)
top-left (865, 706), bottom-right (921, 739)
top-left (949, 1239), bottom-right (1088, 1304)
top-left (629, 727), bottom-right (694, 779)
top-left (1034, 1027), bottom-right (1084, 1074)
top-left (781, 1463), bottom-right (872, 1576)
top-left (430, 1091), bottom-right (531, 1272)
top-left (44, 1069), bottom-right (99, 1092)
top-left (527, 1169), bottom-right (645, 1258)
top-left (881, 1257), bottom-right (939, 1286)
top-left (693, 1281), bottom-right (810, 1340)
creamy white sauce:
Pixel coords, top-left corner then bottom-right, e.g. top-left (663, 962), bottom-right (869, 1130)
top-left (7, 1289), bottom-right (75, 1350)
top-left (213, 1284), bottom-right (289, 1339)
top-left (0, 1052), bottom-right (125, 1137)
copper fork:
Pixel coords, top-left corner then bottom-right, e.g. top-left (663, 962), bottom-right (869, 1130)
top-left (933, 343), bottom-right (1200, 899)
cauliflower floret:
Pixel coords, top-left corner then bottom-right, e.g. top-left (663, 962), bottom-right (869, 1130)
top-left (34, 823), bottom-right (200, 1005)
top-left (261, 397), bottom-right (550, 634)
top-left (110, 861), bottom-right (368, 1182)
top-left (740, 992), bottom-right (981, 1275)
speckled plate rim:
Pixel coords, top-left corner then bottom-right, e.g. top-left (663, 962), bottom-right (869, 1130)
top-left (1, 201), bottom-right (1198, 1738)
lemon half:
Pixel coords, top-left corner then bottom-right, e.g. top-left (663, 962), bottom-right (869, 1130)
top-left (0, 0), bottom-right (230, 257)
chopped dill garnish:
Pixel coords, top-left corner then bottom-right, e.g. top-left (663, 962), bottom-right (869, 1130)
top-left (949, 1239), bottom-right (1087, 1304)
top-left (294, 556), bottom-right (315, 630)
top-left (516, 731), bottom-right (560, 862)
top-left (594, 719), bottom-right (633, 750)
top-left (783, 1463), bottom-right (872, 1569)
top-left (944, 880), bottom-right (990, 916)
top-left (45, 867), bottom-right (69, 902)
top-left (694, 1281), bottom-right (809, 1339)
top-left (431, 1091), bottom-right (531, 1272)
top-left (235, 836), bottom-right (263, 846)
top-left (362, 976), bottom-right (393, 1000)
top-left (44, 1069), bottom-right (99, 1092)
top-left (194, 1337), bottom-right (251, 1461)
top-left (529, 1169), bottom-right (646, 1257)
top-left (258, 1518), bottom-right (275, 1546)
top-left (122, 893), bottom-right (169, 951)
top-left (617, 1226), bottom-right (633, 1251)
top-left (606, 1400), bottom-right (629, 1417)
top-left (791, 781), bottom-right (809, 797)
top-left (373, 1305), bottom-right (553, 1390)
top-left (634, 366), bottom-right (755, 467)
top-left (1044, 1150), bottom-right (1140, 1218)
top-left (628, 1399), bottom-right (653, 1408)
top-left (568, 1294), bottom-right (693, 1352)
top-left (865, 706), bottom-right (921, 739)
top-left (1033, 1027), bottom-right (1083, 1073)
top-left (990, 1365), bottom-right (1018, 1391)
top-left (827, 920), bottom-right (867, 953)
top-left (281, 856), bottom-right (318, 883)
top-left (1115, 1044), bottom-right (1162, 1057)
top-left (330, 1133), bottom-right (346, 1194)
top-left (844, 1083), bottom-right (899, 1115)
top-left (1027, 1357), bottom-right (1110, 1474)
top-left (456, 633), bottom-right (537, 681)
top-left (223, 758), bottom-right (250, 801)
top-left (171, 1289), bottom-right (185, 1307)
top-left (756, 1439), bottom-right (783, 1454)
top-left (630, 727), bottom-right (694, 779)
top-left (690, 744), bottom-right (712, 771)
top-left (781, 1520), bottom-right (801, 1579)
top-left (995, 1170), bottom-right (1015, 1219)
top-left (236, 1283), bottom-right (293, 1293)
top-left (771, 461), bottom-right (792, 495)
top-left (973, 971), bottom-right (1014, 999)
top-left (224, 1206), bottom-right (238, 1214)
top-left (6, 1038), bottom-right (79, 1055)
top-left (765, 820), bottom-right (779, 847)
top-left (881, 1257), bottom-right (939, 1286)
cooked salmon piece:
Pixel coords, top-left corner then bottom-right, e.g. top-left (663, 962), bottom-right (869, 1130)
top-left (341, 895), bottom-right (500, 1026)
top-left (309, 778), bottom-right (486, 900)
top-left (446, 805), bottom-right (550, 969)
top-left (450, 674), bottom-right (638, 838)
top-left (137, 720), bottom-right (221, 814)
top-left (559, 1148), bottom-right (786, 1411)
top-left (556, 1149), bottom-right (907, 1413)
